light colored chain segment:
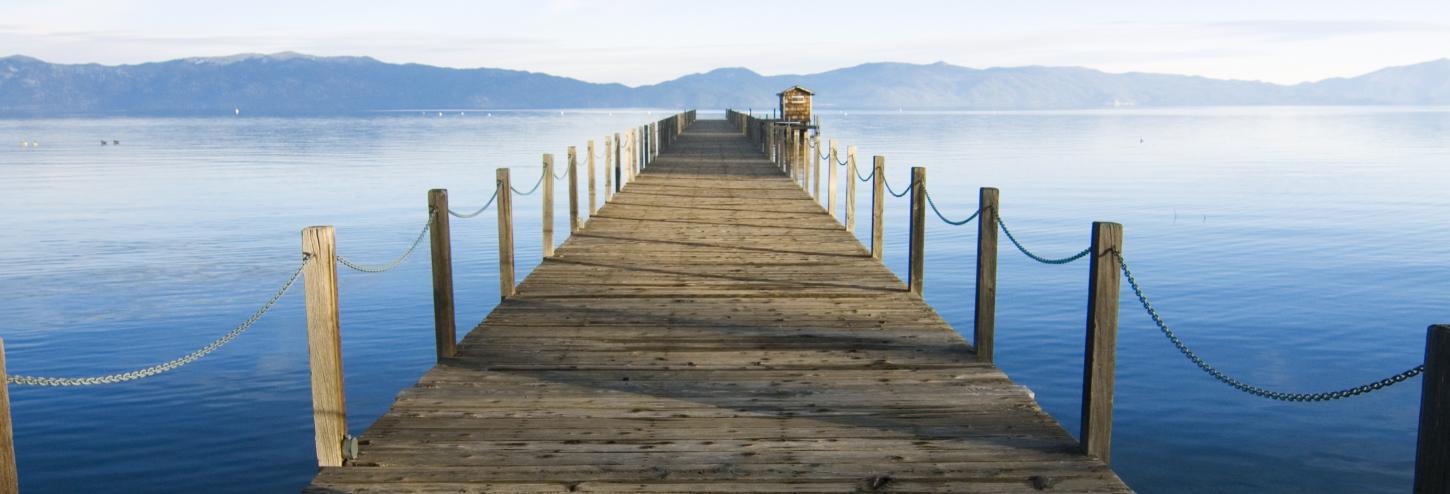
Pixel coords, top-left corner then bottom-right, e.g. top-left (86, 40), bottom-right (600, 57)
top-left (7, 259), bottom-right (308, 386)
top-left (335, 217), bottom-right (432, 273)
top-left (448, 188), bottom-right (500, 219)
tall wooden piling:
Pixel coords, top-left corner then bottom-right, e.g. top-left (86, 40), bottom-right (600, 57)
top-left (974, 188), bottom-right (1000, 362)
top-left (907, 167), bottom-right (926, 295)
top-left (603, 140), bottom-right (613, 203)
top-left (1081, 221), bottom-right (1123, 463)
top-left (870, 156), bottom-right (886, 260)
top-left (827, 139), bottom-right (838, 222)
top-left (1416, 324), bottom-right (1450, 493)
top-left (587, 140), bottom-right (597, 215)
top-left (568, 147), bottom-right (580, 233)
top-left (301, 226), bottom-right (346, 467)
top-left (496, 169), bottom-right (516, 300)
top-left (0, 338), bottom-right (17, 494)
top-left (813, 132), bottom-right (821, 201)
top-left (846, 146), bottom-right (858, 231)
top-left (427, 189), bottom-right (456, 360)
top-left (542, 154), bottom-right (555, 258)
top-left (614, 133), bottom-right (622, 192)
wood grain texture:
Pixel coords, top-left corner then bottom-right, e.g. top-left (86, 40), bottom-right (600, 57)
top-left (496, 169), bottom-right (516, 300)
top-left (302, 226), bottom-right (347, 467)
top-left (826, 139), bottom-right (837, 223)
top-left (907, 167), bottom-right (925, 296)
top-left (570, 147), bottom-right (581, 234)
top-left (308, 119), bottom-right (1130, 493)
top-left (589, 141), bottom-right (598, 216)
top-left (1416, 324), bottom-right (1450, 493)
top-left (846, 146), bottom-right (857, 231)
top-left (543, 154), bottom-right (556, 258)
top-left (0, 339), bottom-right (17, 494)
top-left (604, 140), bottom-right (614, 203)
top-left (812, 132), bottom-right (821, 201)
top-left (427, 189), bottom-right (456, 360)
top-left (974, 187), bottom-right (999, 363)
top-left (1081, 222), bottom-right (1122, 464)
top-left (870, 156), bottom-right (886, 261)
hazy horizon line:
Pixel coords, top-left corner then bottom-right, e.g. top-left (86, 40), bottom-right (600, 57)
top-left (6, 51), bottom-right (1447, 89)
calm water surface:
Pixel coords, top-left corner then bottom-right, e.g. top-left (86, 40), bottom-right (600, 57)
top-left (1, 107), bottom-right (1447, 492)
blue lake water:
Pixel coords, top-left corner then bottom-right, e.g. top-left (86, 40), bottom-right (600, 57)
top-left (1, 107), bottom-right (1447, 492)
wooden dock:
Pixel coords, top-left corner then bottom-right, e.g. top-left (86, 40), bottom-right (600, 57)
top-left (306, 119), bottom-right (1131, 493)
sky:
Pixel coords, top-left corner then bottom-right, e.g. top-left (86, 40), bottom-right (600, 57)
top-left (3, 0), bottom-right (1449, 86)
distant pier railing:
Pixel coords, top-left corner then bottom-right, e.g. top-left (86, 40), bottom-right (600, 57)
top-left (725, 108), bottom-right (1447, 491)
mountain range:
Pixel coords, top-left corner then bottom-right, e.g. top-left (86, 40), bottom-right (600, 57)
top-left (2, 52), bottom-right (1448, 116)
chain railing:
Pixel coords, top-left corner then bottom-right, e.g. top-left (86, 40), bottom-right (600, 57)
top-left (855, 164), bottom-right (874, 182)
top-left (7, 258), bottom-right (308, 386)
top-left (335, 216), bottom-right (433, 273)
top-left (996, 215), bottom-right (1092, 264)
top-left (1116, 252), bottom-right (1424, 401)
top-left (924, 190), bottom-right (980, 226)
top-left (885, 175), bottom-right (913, 198)
top-left (447, 187), bottom-right (500, 219)
top-left (510, 168), bottom-right (546, 196)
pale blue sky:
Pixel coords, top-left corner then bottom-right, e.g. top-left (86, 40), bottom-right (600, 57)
top-left (4, 0), bottom-right (1449, 85)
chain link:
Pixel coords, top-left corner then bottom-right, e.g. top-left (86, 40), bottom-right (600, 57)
top-left (1117, 252), bottom-right (1424, 401)
top-left (510, 168), bottom-right (546, 196)
top-left (885, 176), bottom-right (913, 198)
top-left (996, 216), bottom-right (1092, 264)
top-left (448, 187), bottom-right (500, 219)
top-left (925, 190), bottom-right (980, 226)
top-left (7, 258), bottom-right (308, 386)
top-left (855, 164), bottom-right (874, 182)
top-left (335, 217), bottom-right (432, 273)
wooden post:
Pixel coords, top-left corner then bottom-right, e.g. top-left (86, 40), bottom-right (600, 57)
top-left (1416, 324), bottom-right (1450, 493)
top-left (907, 167), bottom-right (926, 295)
top-left (568, 146), bottom-right (580, 233)
top-left (0, 338), bottom-right (17, 494)
top-left (846, 145), bottom-right (858, 231)
top-left (827, 139), bottom-right (838, 222)
top-left (542, 154), bottom-right (555, 258)
top-left (603, 140), bottom-right (613, 203)
top-left (800, 130), bottom-right (809, 190)
top-left (974, 188), bottom-right (1000, 363)
top-left (870, 156), bottom-right (886, 260)
top-left (1081, 221), bottom-right (1123, 463)
top-left (301, 226), bottom-right (346, 467)
top-left (427, 189), bottom-right (456, 360)
top-left (496, 169), bottom-right (516, 300)
top-left (813, 131), bottom-right (821, 201)
top-left (613, 133), bottom-right (622, 192)
top-left (587, 140), bottom-right (597, 215)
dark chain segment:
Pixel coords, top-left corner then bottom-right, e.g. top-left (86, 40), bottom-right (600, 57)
top-left (996, 216), bottom-right (1092, 264)
top-left (1117, 252), bottom-right (1424, 401)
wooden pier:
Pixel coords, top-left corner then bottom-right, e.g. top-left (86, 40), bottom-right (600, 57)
top-left (306, 119), bottom-right (1131, 493)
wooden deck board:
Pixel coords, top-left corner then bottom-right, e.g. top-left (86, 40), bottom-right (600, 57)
top-left (306, 120), bottom-right (1131, 493)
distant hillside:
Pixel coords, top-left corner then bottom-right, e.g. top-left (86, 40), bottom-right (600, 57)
top-left (1, 53), bottom-right (1447, 115)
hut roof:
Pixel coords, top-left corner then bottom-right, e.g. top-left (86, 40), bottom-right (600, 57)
top-left (777, 85), bottom-right (815, 96)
